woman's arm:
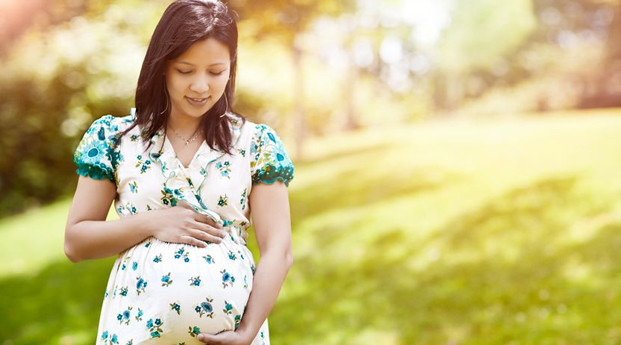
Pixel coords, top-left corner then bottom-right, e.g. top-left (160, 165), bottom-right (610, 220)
top-left (65, 176), bottom-right (226, 262)
top-left (64, 176), bottom-right (153, 262)
top-left (233, 180), bottom-right (293, 342)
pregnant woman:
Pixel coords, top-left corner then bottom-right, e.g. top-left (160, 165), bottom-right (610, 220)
top-left (64, 1), bottom-right (294, 344)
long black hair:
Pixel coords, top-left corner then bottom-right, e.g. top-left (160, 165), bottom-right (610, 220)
top-left (115, 0), bottom-right (244, 155)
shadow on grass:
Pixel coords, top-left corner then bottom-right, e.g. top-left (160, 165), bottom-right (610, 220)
top-left (290, 141), bottom-right (467, 222)
top-left (270, 174), bottom-right (621, 345)
top-left (428, 175), bottom-right (584, 254)
top-left (290, 165), bottom-right (462, 222)
top-left (6, 175), bottom-right (621, 345)
top-left (0, 257), bottom-right (115, 344)
top-left (296, 142), bottom-right (396, 166)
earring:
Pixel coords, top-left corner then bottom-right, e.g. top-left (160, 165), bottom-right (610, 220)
top-left (159, 88), bottom-right (170, 115)
top-left (219, 93), bottom-right (229, 118)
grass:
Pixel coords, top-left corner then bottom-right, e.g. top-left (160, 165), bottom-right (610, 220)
top-left (2, 109), bottom-right (621, 344)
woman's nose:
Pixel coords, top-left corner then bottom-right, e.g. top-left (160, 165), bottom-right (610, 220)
top-left (190, 75), bottom-right (210, 93)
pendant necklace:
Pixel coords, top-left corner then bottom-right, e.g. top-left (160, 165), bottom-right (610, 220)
top-left (170, 126), bottom-right (201, 145)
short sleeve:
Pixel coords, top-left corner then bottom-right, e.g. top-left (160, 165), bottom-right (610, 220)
top-left (73, 115), bottom-right (119, 183)
top-left (250, 124), bottom-right (295, 187)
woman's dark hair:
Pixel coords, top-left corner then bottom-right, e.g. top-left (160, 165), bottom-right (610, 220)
top-left (114, 0), bottom-right (244, 155)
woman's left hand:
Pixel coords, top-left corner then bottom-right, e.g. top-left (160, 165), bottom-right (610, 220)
top-left (197, 330), bottom-right (251, 345)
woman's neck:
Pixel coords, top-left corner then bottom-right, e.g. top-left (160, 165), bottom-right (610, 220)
top-left (167, 111), bottom-right (202, 137)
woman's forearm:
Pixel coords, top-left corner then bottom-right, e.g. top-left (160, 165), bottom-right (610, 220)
top-left (65, 212), bottom-right (152, 262)
top-left (236, 249), bottom-right (293, 341)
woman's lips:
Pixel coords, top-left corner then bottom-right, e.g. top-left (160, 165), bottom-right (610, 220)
top-left (186, 96), bottom-right (209, 106)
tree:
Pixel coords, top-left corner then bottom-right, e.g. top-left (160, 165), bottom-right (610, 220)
top-left (432, 0), bottom-right (537, 112)
top-left (228, 0), bottom-right (356, 160)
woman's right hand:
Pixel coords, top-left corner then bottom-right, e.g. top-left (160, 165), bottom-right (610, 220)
top-left (145, 200), bottom-right (226, 247)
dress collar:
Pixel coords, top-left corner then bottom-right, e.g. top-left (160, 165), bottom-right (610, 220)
top-left (128, 107), bottom-right (246, 229)
top-left (131, 107), bottom-right (244, 193)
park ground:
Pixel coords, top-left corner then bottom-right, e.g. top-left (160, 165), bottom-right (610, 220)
top-left (2, 109), bottom-right (621, 344)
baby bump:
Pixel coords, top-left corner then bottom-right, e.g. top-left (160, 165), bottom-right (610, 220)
top-left (114, 235), bottom-right (255, 343)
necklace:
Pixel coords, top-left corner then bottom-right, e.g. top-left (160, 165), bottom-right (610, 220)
top-left (169, 125), bottom-right (201, 145)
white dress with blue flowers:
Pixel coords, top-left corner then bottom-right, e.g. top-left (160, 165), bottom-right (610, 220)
top-left (73, 108), bottom-right (294, 345)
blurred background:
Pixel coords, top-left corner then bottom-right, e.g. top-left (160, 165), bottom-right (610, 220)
top-left (2, 0), bottom-right (621, 343)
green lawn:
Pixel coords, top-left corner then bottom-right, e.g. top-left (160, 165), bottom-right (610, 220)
top-left (3, 110), bottom-right (621, 344)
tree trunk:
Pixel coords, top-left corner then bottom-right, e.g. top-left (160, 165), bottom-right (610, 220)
top-left (292, 44), bottom-right (306, 161)
top-left (343, 45), bottom-right (360, 131)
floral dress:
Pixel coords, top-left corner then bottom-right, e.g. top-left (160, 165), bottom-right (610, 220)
top-left (73, 108), bottom-right (294, 345)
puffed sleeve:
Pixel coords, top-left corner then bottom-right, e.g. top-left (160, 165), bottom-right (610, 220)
top-left (73, 114), bottom-right (120, 183)
top-left (250, 124), bottom-right (295, 187)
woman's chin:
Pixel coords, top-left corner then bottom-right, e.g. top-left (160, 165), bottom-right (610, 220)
top-left (179, 106), bottom-right (211, 119)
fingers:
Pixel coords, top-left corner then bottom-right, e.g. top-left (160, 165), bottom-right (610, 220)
top-left (188, 228), bottom-right (224, 244)
top-left (194, 212), bottom-right (223, 229)
top-left (192, 221), bottom-right (227, 238)
top-left (178, 200), bottom-right (221, 228)
top-left (198, 330), bottom-right (241, 344)
top-left (180, 235), bottom-right (209, 248)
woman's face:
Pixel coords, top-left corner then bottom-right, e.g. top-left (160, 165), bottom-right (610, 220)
top-left (164, 37), bottom-right (231, 120)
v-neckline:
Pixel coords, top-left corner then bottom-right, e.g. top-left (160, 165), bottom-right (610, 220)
top-left (164, 134), bottom-right (208, 170)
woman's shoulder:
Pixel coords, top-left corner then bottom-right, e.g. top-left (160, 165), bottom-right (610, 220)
top-left (225, 111), bottom-right (262, 141)
top-left (91, 110), bottom-right (145, 147)
top-left (74, 113), bottom-right (129, 183)
top-left (225, 112), bottom-right (253, 129)
top-left (241, 116), bottom-right (294, 186)
top-left (89, 113), bottom-right (132, 126)
top-left (86, 112), bottom-right (135, 138)
top-left (226, 113), bottom-right (281, 139)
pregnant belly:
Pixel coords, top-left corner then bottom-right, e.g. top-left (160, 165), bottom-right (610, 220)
top-left (102, 233), bottom-right (256, 344)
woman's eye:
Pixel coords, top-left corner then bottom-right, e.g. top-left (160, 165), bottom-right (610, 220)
top-left (176, 70), bottom-right (223, 76)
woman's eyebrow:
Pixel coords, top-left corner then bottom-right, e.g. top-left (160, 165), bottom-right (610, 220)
top-left (177, 61), bottom-right (226, 66)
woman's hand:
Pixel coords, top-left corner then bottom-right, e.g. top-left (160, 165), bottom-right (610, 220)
top-left (144, 199), bottom-right (226, 247)
top-left (198, 330), bottom-right (252, 345)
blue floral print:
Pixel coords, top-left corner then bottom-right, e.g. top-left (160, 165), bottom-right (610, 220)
top-left (135, 308), bottom-right (143, 321)
top-left (147, 318), bottom-right (163, 338)
top-left (202, 254), bottom-right (215, 264)
top-left (188, 326), bottom-right (201, 338)
top-left (174, 247), bottom-right (190, 262)
top-left (223, 301), bottom-right (233, 315)
top-left (129, 181), bottom-right (138, 193)
top-left (188, 276), bottom-right (201, 287)
top-left (170, 302), bottom-right (181, 315)
top-left (250, 124), bottom-right (294, 186)
top-left (217, 194), bottom-right (228, 207)
top-left (117, 306), bottom-right (132, 325)
top-left (161, 272), bottom-right (173, 287)
top-left (75, 109), bottom-right (283, 345)
top-left (215, 161), bottom-right (232, 178)
top-left (73, 115), bottom-right (124, 184)
top-left (221, 269), bottom-right (235, 288)
top-left (195, 297), bottom-right (214, 318)
top-left (135, 277), bottom-right (147, 295)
